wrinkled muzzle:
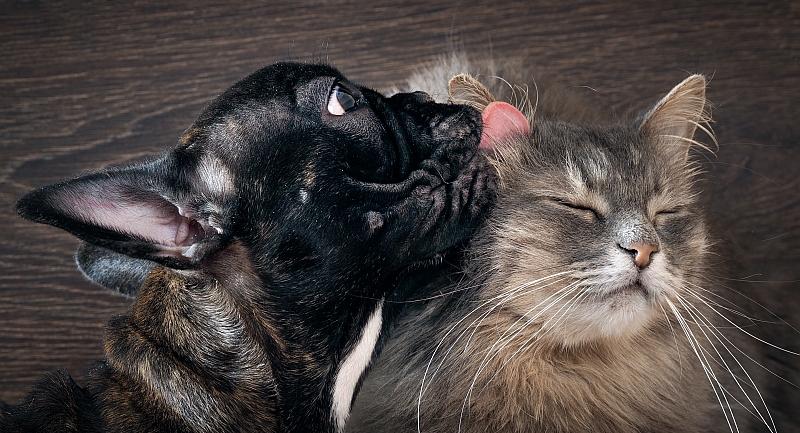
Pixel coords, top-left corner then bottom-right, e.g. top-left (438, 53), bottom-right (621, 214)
top-left (367, 90), bottom-right (484, 183)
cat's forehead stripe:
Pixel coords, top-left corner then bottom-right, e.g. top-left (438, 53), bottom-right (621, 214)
top-left (564, 157), bottom-right (611, 214)
top-left (585, 151), bottom-right (610, 183)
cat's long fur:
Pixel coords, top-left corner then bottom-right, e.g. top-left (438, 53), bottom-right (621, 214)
top-left (348, 55), bottom-right (797, 432)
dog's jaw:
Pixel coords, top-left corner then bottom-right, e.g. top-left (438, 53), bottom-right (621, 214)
top-left (331, 299), bottom-right (384, 431)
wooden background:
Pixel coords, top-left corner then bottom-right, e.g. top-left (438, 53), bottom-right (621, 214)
top-left (1, 0), bottom-right (798, 412)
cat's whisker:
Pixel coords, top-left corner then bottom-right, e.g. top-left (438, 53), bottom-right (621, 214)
top-left (681, 283), bottom-right (800, 356)
top-left (672, 293), bottom-right (776, 433)
top-left (680, 286), bottom-right (799, 391)
top-left (462, 272), bottom-right (575, 351)
top-left (658, 302), bottom-right (687, 379)
top-left (676, 291), bottom-right (766, 330)
top-left (416, 271), bottom-right (572, 431)
top-left (460, 284), bottom-right (598, 430)
top-left (457, 284), bottom-right (584, 432)
top-left (480, 282), bottom-right (585, 379)
top-left (674, 292), bottom-right (777, 432)
top-left (461, 273), bottom-right (571, 349)
top-left (666, 298), bottom-right (740, 433)
top-left (427, 272), bottom-right (571, 399)
top-left (461, 282), bottom-right (583, 414)
top-left (384, 282), bottom-right (482, 304)
top-left (489, 285), bottom-right (592, 384)
top-left (510, 284), bottom-right (591, 357)
top-left (464, 281), bottom-right (579, 386)
top-left (690, 277), bottom-right (800, 332)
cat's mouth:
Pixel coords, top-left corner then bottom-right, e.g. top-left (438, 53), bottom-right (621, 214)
top-left (604, 281), bottom-right (649, 300)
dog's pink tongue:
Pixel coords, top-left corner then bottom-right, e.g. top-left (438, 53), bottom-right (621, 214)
top-left (479, 101), bottom-right (530, 149)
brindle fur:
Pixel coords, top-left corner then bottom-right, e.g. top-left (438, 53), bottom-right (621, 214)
top-left (5, 61), bottom-right (495, 432)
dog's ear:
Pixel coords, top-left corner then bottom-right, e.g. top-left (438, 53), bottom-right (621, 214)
top-left (16, 154), bottom-right (235, 269)
top-left (75, 242), bottom-right (153, 298)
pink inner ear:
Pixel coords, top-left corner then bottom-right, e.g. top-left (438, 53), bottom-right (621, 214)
top-left (62, 193), bottom-right (202, 252)
top-left (479, 101), bottom-right (530, 149)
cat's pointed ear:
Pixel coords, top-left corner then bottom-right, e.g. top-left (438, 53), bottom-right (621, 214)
top-left (448, 74), bottom-right (530, 150)
top-left (448, 73), bottom-right (496, 110)
top-left (75, 242), bottom-right (154, 298)
top-left (16, 155), bottom-right (235, 269)
top-left (638, 74), bottom-right (709, 164)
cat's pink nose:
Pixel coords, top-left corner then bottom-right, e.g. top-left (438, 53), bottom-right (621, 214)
top-left (624, 242), bottom-right (659, 269)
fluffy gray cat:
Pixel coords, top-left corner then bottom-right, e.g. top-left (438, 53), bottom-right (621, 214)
top-left (347, 55), bottom-right (797, 432)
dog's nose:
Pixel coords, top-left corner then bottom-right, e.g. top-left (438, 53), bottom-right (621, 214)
top-left (621, 242), bottom-right (659, 269)
top-left (390, 91), bottom-right (435, 108)
top-left (407, 91), bottom-right (434, 103)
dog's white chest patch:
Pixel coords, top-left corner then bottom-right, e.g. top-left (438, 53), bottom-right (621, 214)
top-left (331, 299), bottom-right (384, 431)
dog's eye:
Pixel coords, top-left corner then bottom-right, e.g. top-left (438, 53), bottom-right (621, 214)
top-left (327, 86), bottom-right (357, 116)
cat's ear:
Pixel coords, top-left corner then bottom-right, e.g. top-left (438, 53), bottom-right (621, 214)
top-left (16, 155), bottom-right (235, 269)
top-left (638, 74), bottom-right (710, 164)
top-left (75, 241), bottom-right (154, 298)
top-left (449, 73), bottom-right (530, 150)
top-left (448, 73), bottom-right (497, 110)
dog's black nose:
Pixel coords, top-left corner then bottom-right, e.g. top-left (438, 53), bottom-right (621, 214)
top-left (388, 91), bottom-right (435, 110)
top-left (407, 91), bottom-right (434, 103)
top-left (377, 89), bottom-right (482, 181)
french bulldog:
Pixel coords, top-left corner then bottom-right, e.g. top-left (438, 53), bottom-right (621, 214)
top-left (4, 61), bottom-right (495, 433)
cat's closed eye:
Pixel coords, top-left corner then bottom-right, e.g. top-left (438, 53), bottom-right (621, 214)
top-left (328, 85), bottom-right (358, 115)
top-left (653, 206), bottom-right (686, 224)
top-left (550, 197), bottom-right (600, 221)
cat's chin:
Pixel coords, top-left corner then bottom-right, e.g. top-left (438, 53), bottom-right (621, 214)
top-left (554, 288), bottom-right (659, 346)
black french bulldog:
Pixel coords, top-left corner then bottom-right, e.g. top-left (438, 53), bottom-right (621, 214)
top-left (4, 62), bottom-right (493, 432)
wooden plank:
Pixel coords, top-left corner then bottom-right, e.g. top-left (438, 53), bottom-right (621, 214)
top-left (1, 0), bottom-right (798, 405)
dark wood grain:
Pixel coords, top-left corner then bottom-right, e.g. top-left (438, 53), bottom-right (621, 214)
top-left (1, 0), bottom-right (798, 411)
